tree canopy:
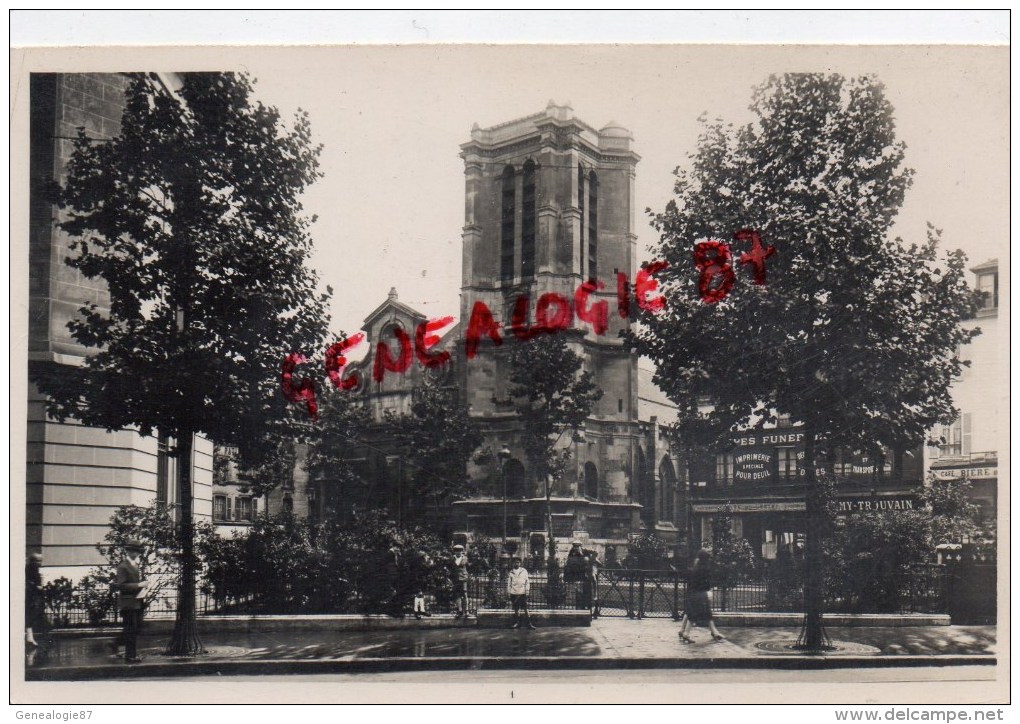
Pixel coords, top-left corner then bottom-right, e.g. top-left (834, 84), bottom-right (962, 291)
top-left (639, 73), bottom-right (978, 455)
top-left (385, 382), bottom-right (483, 519)
top-left (507, 334), bottom-right (602, 486)
top-left (35, 72), bottom-right (331, 469)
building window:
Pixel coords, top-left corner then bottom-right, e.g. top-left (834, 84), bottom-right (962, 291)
top-left (584, 461), bottom-right (599, 500)
top-left (500, 165), bottom-right (515, 285)
top-left (659, 457), bottom-right (677, 523)
top-left (715, 453), bottom-right (734, 485)
top-left (578, 165), bottom-right (586, 279)
top-left (282, 495), bottom-right (293, 514)
top-left (939, 418), bottom-right (963, 457)
top-left (587, 170), bottom-right (598, 282)
top-left (521, 160), bottom-right (536, 281)
top-left (977, 272), bottom-right (998, 310)
top-left (307, 486), bottom-right (318, 525)
top-left (213, 495), bottom-right (227, 521)
top-left (236, 497), bottom-right (254, 522)
top-left (156, 435), bottom-right (171, 504)
top-left (776, 447), bottom-right (797, 481)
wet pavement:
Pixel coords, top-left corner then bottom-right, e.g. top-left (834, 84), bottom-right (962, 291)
top-left (23, 619), bottom-right (996, 679)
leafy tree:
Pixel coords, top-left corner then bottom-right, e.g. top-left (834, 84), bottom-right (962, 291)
top-left (825, 478), bottom-right (980, 612)
top-left (921, 477), bottom-right (981, 547)
top-left (33, 72), bottom-right (331, 654)
top-left (708, 508), bottom-right (758, 586)
top-left (302, 382), bottom-right (372, 519)
top-left (384, 382), bottom-right (483, 528)
top-left (637, 74), bottom-right (977, 648)
top-left (507, 334), bottom-right (602, 559)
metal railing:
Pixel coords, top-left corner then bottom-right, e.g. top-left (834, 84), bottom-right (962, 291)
top-left (39, 565), bottom-right (954, 628)
top-left (594, 566), bottom-right (956, 619)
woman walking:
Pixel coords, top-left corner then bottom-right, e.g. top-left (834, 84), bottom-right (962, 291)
top-left (679, 548), bottom-right (726, 643)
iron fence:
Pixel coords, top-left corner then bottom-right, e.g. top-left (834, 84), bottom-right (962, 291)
top-left (41, 574), bottom-right (588, 627)
top-left (594, 566), bottom-right (956, 619)
top-left (39, 565), bottom-right (955, 628)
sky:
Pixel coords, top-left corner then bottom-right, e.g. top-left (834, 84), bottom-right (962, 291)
top-left (220, 44), bottom-right (1007, 341)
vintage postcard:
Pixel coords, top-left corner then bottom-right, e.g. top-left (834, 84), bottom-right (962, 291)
top-left (10, 27), bottom-right (1009, 709)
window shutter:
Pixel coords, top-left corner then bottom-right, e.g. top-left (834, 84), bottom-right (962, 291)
top-left (226, 497), bottom-right (233, 521)
top-left (252, 498), bottom-right (258, 517)
top-left (962, 414), bottom-right (972, 455)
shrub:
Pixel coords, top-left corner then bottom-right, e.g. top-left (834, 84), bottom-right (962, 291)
top-left (74, 572), bottom-right (118, 626)
top-left (624, 534), bottom-right (672, 570)
top-left (42, 577), bottom-right (73, 628)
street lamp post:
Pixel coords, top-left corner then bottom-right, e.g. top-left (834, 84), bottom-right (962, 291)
top-left (498, 445), bottom-right (512, 553)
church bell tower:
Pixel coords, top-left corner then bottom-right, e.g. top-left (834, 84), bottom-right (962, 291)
top-left (455, 101), bottom-right (643, 557)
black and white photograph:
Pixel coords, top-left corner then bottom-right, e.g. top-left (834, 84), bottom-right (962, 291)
top-left (10, 11), bottom-right (1009, 711)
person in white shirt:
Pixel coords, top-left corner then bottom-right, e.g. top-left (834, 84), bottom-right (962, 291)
top-left (507, 557), bottom-right (536, 629)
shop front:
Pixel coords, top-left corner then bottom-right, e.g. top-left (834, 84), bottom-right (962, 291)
top-left (688, 426), bottom-right (922, 561)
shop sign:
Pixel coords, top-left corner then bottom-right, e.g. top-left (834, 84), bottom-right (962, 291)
top-left (932, 467), bottom-right (997, 480)
top-left (692, 501), bottom-right (806, 513)
top-left (836, 497), bottom-right (916, 513)
top-left (733, 452), bottom-right (774, 481)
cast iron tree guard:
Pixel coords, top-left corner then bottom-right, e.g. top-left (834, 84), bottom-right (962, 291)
top-left (634, 73), bottom-right (978, 651)
top-left (33, 72), bottom-right (332, 656)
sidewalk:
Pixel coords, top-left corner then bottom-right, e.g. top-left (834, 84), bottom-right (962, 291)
top-left (24, 618), bottom-right (996, 680)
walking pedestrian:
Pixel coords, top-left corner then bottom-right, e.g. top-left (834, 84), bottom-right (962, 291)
top-left (25, 552), bottom-right (46, 650)
top-left (678, 548), bottom-right (726, 643)
top-left (507, 557), bottom-right (536, 629)
top-left (115, 539), bottom-right (149, 663)
top-left (451, 544), bottom-right (469, 618)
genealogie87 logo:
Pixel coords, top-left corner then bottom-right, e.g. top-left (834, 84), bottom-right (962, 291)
top-left (282, 229), bottom-right (775, 419)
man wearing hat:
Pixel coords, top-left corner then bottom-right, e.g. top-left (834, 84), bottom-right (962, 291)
top-left (450, 544), bottom-right (469, 618)
top-left (564, 540), bottom-right (587, 583)
top-left (115, 539), bottom-right (149, 663)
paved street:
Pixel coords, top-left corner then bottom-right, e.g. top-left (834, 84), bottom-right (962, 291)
top-left (24, 619), bottom-right (996, 681)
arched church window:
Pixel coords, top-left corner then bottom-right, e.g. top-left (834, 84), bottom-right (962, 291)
top-left (584, 461), bottom-right (599, 500)
top-left (521, 159), bottom-right (536, 281)
top-left (578, 165), bottom-right (586, 279)
top-left (659, 456), bottom-right (677, 523)
top-left (504, 458), bottom-right (527, 500)
top-left (501, 165), bottom-right (515, 285)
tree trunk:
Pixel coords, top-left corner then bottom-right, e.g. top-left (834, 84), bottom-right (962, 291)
top-left (546, 473), bottom-right (555, 564)
top-left (165, 427), bottom-right (205, 656)
top-left (801, 428), bottom-right (826, 650)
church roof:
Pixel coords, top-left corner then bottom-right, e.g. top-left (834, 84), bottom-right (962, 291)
top-left (360, 287), bottom-right (426, 332)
